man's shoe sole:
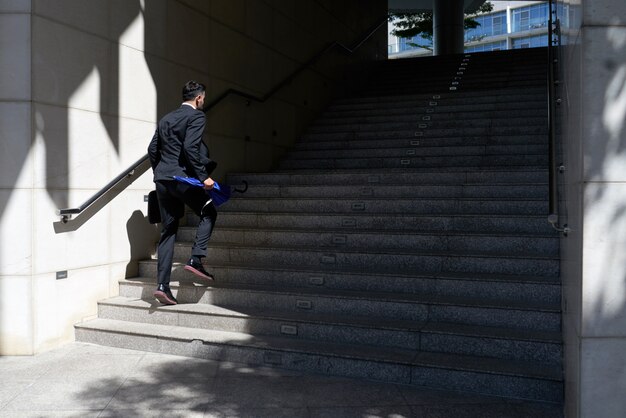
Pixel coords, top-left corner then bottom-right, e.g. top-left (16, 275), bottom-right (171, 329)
top-left (154, 291), bottom-right (177, 305)
top-left (184, 265), bottom-right (214, 281)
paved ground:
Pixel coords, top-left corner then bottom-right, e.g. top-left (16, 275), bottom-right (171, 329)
top-left (0, 342), bottom-right (563, 417)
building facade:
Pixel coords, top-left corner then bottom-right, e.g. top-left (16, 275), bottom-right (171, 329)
top-left (388, 1), bottom-right (572, 57)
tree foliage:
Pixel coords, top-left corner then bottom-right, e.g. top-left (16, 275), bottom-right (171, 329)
top-left (389, 2), bottom-right (494, 50)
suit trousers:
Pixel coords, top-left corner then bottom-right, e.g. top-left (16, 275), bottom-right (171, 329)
top-left (155, 180), bottom-right (217, 286)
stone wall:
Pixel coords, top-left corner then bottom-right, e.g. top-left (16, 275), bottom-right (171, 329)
top-left (558, 0), bottom-right (626, 416)
top-left (0, 0), bottom-right (387, 355)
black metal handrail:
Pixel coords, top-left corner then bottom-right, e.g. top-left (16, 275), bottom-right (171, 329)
top-left (57, 18), bottom-right (387, 223)
top-left (546, 0), bottom-right (568, 234)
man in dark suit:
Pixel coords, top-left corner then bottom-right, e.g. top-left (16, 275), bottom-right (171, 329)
top-left (148, 80), bottom-right (217, 305)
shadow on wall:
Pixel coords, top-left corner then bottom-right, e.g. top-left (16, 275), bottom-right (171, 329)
top-left (33, 1), bottom-right (143, 211)
top-left (125, 210), bottom-right (159, 278)
top-left (572, 28), bottom-right (626, 333)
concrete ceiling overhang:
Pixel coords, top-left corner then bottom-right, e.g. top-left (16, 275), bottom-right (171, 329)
top-left (388, 0), bottom-right (487, 13)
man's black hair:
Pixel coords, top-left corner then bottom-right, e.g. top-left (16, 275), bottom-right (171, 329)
top-left (182, 80), bottom-right (206, 101)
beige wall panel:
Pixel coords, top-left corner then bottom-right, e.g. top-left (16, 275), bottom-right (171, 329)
top-left (142, 0), bottom-right (168, 57)
top-left (207, 135), bottom-right (246, 179)
top-left (32, 188), bottom-right (110, 275)
top-left (583, 0), bottom-right (626, 25)
top-left (272, 12), bottom-right (300, 62)
top-left (177, 0), bottom-right (211, 16)
top-left (245, 102), bottom-right (274, 145)
top-left (32, 268), bottom-right (109, 351)
top-left (246, 0), bottom-right (273, 46)
top-left (0, 275), bottom-right (33, 354)
top-left (581, 27), bottom-right (626, 183)
top-left (0, 0), bottom-right (31, 12)
top-left (211, 0), bottom-right (246, 29)
top-left (245, 42), bottom-right (274, 94)
top-left (0, 189), bottom-right (32, 275)
top-left (0, 103), bottom-right (32, 189)
top-left (117, 44), bottom-right (158, 122)
top-left (268, 0), bottom-right (295, 19)
top-left (0, 14), bottom-right (31, 100)
top-left (108, 190), bottom-right (158, 265)
top-left (271, 53), bottom-right (298, 101)
top-left (582, 182), bottom-right (626, 337)
top-left (209, 22), bottom-right (249, 88)
top-left (166, 0), bottom-right (211, 74)
top-left (244, 140), bottom-right (275, 173)
top-left (206, 98), bottom-right (247, 140)
top-left (296, 1), bottom-right (332, 41)
top-left (581, 338), bottom-right (626, 418)
top-left (113, 117), bottom-right (158, 191)
top-left (32, 16), bottom-right (112, 112)
top-left (32, 0), bottom-right (110, 38)
top-left (272, 100), bottom-right (297, 147)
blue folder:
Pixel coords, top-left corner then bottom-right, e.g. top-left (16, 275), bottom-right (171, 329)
top-left (172, 176), bottom-right (232, 207)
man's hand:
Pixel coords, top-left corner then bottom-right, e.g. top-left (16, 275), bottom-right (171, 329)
top-left (203, 177), bottom-right (215, 190)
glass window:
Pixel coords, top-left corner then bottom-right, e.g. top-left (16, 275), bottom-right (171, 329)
top-left (465, 40), bottom-right (507, 53)
top-left (465, 10), bottom-right (506, 42)
top-left (511, 34), bottom-right (548, 49)
top-left (492, 16), bottom-right (505, 35)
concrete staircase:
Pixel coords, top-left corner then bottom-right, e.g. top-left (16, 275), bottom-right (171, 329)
top-left (76, 47), bottom-right (562, 403)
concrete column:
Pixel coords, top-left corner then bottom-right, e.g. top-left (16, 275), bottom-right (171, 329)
top-left (433, 0), bottom-right (465, 55)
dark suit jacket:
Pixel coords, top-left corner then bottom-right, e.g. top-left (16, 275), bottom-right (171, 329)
top-left (148, 104), bottom-right (215, 183)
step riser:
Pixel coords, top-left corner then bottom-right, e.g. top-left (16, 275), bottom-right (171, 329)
top-left (331, 93), bottom-right (546, 108)
top-left (279, 156), bottom-right (548, 171)
top-left (233, 185), bottom-right (549, 199)
top-left (98, 303), bottom-right (420, 351)
top-left (301, 127), bottom-right (548, 141)
top-left (323, 103), bottom-right (547, 117)
top-left (74, 327), bottom-right (562, 402)
top-left (172, 246), bottom-right (559, 278)
top-left (178, 229), bottom-right (558, 256)
top-left (197, 213), bottom-right (555, 235)
top-left (362, 81), bottom-right (546, 93)
top-left (220, 199), bottom-right (548, 215)
top-left (98, 303), bottom-right (561, 365)
top-left (315, 111), bottom-right (546, 125)
top-left (139, 262), bottom-right (561, 304)
top-left (306, 118), bottom-right (548, 133)
top-left (119, 283), bottom-right (560, 331)
top-left (227, 171), bottom-right (548, 185)
top-left (294, 137), bottom-right (548, 150)
top-left (421, 332), bottom-right (561, 365)
top-left (286, 146), bottom-right (548, 159)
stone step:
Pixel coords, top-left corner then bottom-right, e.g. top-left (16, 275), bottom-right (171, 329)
top-left (328, 95), bottom-right (547, 112)
top-left (220, 183), bottom-right (548, 199)
top-left (331, 89), bottom-right (545, 107)
top-left (177, 227), bottom-right (558, 256)
top-left (217, 196), bottom-right (548, 215)
top-left (172, 242), bottom-right (559, 278)
top-left (322, 101), bottom-right (547, 118)
top-left (368, 80), bottom-right (545, 94)
top-left (293, 135), bottom-right (548, 151)
top-left (74, 318), bottom-right (562, 402)
top-left (285, 145), bottom-right (548, 160)
top-left (278, 154), bottom-right (548, 170)
top-left (300, 126), bottom-right (548, 141)
top-left (207, 211), bottom-right (555, 235)
top-left (315, 109), bottom-right (546, 125)
top-left (118, 279), bottom-right (560, 331)
top-left (139, 261), bottom-right (561, 304)
top-left (226, 169), bottom-right (548, 186)
top-left (306, 117), bottom-right (548, 133)
top-left (97, 296), bottom-right (562, 365)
